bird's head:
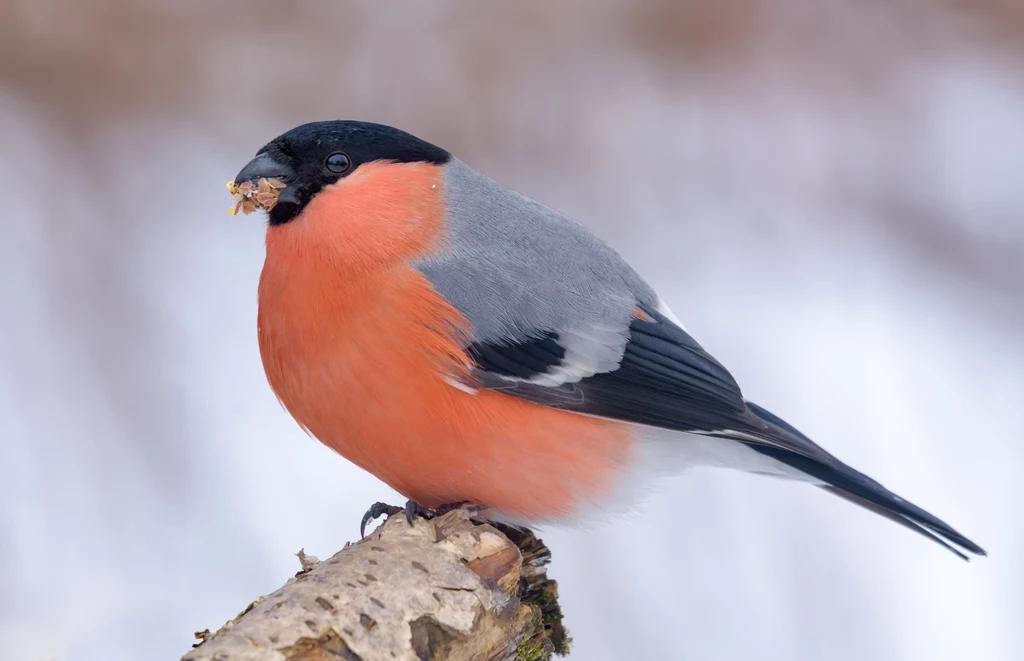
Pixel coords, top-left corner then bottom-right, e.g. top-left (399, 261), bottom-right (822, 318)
top-left (230, 120), bottom-right (450, 226)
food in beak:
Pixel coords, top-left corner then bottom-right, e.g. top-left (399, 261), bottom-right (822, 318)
top-left (227, 177), bottom-right (287, 216)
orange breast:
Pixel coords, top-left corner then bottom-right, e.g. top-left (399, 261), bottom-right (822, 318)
top-left (257, 161), bottom-right (633, 522)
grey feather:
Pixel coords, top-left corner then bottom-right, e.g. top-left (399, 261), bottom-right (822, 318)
top-left (415, 158), bottom-right (658, 377)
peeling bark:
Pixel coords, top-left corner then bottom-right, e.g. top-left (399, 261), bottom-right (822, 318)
top-left (182, 510), bottom-right (568, 661)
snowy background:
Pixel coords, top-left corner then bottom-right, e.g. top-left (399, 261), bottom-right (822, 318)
top-left (1, 2), bottom-right (1021, 659)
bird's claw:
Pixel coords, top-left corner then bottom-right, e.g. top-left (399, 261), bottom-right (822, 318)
top-left (403, 499), bottom-right (429, 526)
top-left (359, 501), bottom-right (403, 538)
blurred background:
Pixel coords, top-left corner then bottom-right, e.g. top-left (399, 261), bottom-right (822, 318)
top-left (1, 1), bottom-right (1022, 659)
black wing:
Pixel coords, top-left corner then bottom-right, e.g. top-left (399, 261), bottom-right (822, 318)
top-left (466, 305), bottom-right (986, 559)
top-left (468, 305), bottom-right (826, 458)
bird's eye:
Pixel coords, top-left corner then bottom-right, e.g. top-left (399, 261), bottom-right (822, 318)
top-left (325, 152), bottom-right (351, 174)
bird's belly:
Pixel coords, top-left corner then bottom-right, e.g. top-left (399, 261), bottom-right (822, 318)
top-left (258, 265), bottom-right (636, 522)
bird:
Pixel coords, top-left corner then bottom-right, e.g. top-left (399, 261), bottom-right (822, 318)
top-left (231, 120), bottom-right (984, 559)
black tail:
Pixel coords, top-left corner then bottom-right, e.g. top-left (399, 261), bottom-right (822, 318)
top-left (742, 401), bottom-right (986, 560)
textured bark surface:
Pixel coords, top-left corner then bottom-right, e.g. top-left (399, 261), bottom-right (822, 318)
top-left (182, 510), bottom-right (568, 661)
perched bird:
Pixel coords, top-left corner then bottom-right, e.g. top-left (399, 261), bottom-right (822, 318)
top-left (232, 120), bottom-right (984, 559)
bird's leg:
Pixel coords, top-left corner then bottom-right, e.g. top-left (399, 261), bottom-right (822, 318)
top-left (359, 501), bottom-right (404, 538)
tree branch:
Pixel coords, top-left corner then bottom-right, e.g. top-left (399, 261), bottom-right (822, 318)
top-left (182, 510), bottom-right (569, 661)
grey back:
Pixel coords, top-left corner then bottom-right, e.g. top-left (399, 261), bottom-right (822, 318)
top-left (414, 158), bottom-right (659, 381)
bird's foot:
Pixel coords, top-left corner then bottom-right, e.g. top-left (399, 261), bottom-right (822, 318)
top-left (359, 501), bottom-right (404, 538)
top-left (360, 500), bottom-right (481, 538)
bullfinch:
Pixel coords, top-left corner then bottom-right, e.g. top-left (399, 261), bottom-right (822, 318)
top-left (231, 120), bottom-right (984, 559)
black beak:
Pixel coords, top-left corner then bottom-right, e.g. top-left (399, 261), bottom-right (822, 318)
top-left (232, 152), bottom-right (299, 205)
top-left (234, 152), bottom-right (289, 185)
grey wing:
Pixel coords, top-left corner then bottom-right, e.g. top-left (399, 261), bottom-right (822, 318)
top-left (417, 158), bottom-right (658, 388)
top-left (416, 158), bottom-right (757, 434)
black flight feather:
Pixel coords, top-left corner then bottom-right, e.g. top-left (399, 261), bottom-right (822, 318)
top-left (464, 305), bottom-right (984, 558)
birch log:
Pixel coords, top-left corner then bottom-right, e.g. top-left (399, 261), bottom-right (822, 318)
top-left (182, 510), bottom-right (569, 661)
